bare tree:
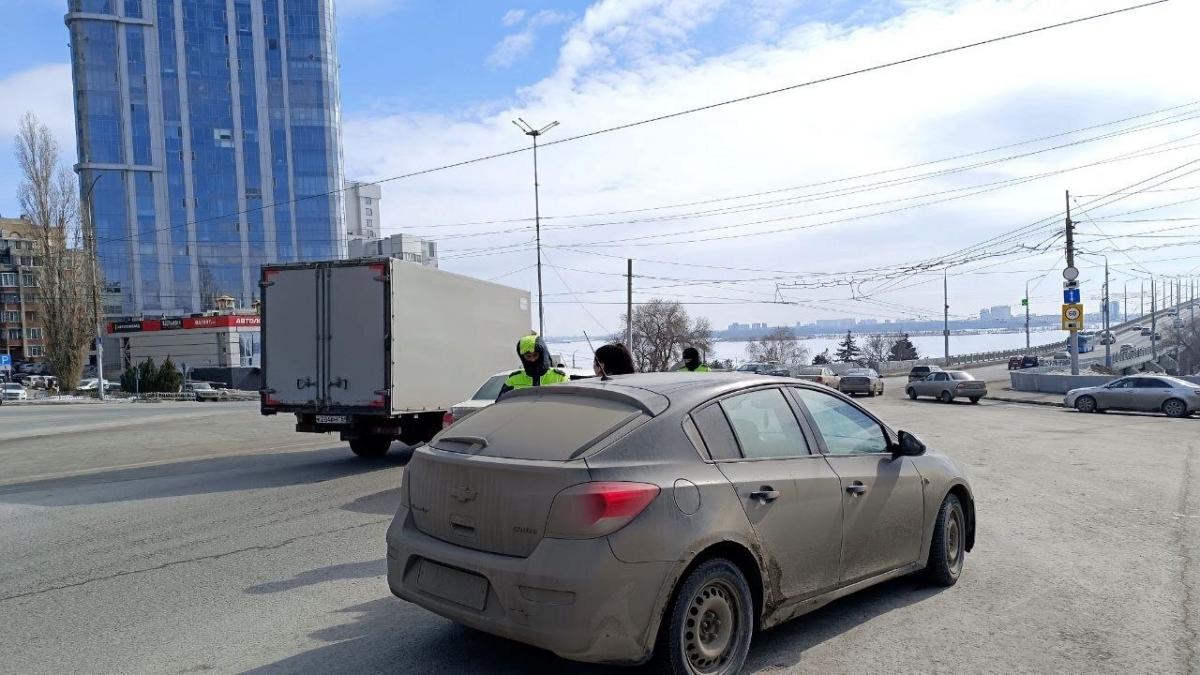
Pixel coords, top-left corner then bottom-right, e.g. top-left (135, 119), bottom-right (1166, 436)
top-left (746, 327), bottom-right (808, 367)
top-left (861, 334), bottom-right (895, 365)
top-left (15, 112), bottom-right (95, 387)
top-left (617, 299), bottom-right (713, 372)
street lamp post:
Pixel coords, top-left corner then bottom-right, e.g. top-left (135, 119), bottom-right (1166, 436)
top-left (512, 119), bottom-right (559, 337)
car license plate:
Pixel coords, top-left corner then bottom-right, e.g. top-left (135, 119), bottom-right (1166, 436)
top-left (415, 559), bottom-right (489, 611)
top-left (315, 415), bottom-right (348, 425)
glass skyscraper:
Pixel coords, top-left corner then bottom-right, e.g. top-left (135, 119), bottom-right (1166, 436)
top-left (67, 0), bottom-right (345, 316)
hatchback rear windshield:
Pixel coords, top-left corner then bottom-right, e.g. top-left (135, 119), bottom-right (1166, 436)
top-left (433, 395), bottom-right (642, 460)
top-left (470, 374), bottom-right (508, 401)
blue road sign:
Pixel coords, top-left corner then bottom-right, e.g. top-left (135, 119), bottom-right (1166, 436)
top-left (1064, 288), bottom-right (1081, 304)
top-left (0, 354), bottom-right (10, 367)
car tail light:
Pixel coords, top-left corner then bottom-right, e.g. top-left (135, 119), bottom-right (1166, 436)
top-left (442, 411), bottom-right (454, 428)
top-left (545, 482), bottom-right (660, 539)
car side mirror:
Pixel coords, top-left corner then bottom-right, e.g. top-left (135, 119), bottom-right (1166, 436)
top-left (894, 430), bottom-right (926, 457)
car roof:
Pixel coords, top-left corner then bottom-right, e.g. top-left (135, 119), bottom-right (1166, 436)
top-left (502, 371), bottom-right (827, 415)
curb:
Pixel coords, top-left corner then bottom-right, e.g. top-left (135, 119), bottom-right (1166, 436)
top-left (988, 394), bottom-right (1064, 408)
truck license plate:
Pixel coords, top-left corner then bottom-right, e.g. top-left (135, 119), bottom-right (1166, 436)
top-left (315, 415), bottom-right (348, 425)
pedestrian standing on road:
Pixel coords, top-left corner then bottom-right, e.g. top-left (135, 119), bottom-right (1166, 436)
top-left (499, 334), bottom-right (568, 395)
top-left (677, 347), bottom-right (711, 372)
top-left (594, 342), bottom-right (636, 376)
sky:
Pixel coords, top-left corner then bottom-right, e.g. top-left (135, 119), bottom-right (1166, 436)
top-left (3, 0), bottom-right (1200, 337)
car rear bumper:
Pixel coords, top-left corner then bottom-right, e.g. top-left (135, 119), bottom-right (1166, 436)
top-left (839, 383), bottom-right (876, 393)
top-left (955, 387), bottom-right (988, 398)
top-left (386, 507), bottom-right (672, 664)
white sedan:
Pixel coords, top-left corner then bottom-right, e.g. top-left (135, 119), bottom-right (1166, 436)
top-left (1, 383), bottom-right (29, 401)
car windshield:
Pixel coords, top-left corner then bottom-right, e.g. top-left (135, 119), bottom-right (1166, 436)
top-left (191, 382), bottom-right (212, 390)
top-left (735, 364), bottom-right (764, 372)
top-left (471, 374), bottom-right (509, 401)
top-left (949, 372), bottom-right (975, 380)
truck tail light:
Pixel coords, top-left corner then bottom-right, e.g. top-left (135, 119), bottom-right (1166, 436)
top-left (442, 411), bottom-right (454, 428)
top-left (545, 482), bottom-right (660, 539)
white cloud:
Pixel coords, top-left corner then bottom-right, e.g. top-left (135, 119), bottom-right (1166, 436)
top-left (502, 9), bottom-right (527, 27)
top-left (486, 9), bottom-right (572, 69)
top-left (0, 63), bottom-right (75, 149)
top-left (343, 0), bottom-right (1200, 335)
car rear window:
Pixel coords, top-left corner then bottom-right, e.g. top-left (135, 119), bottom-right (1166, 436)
top-left (949, 372), bottom-right (975, 380)
top-left (433, 395), bottom-right (642, 460)
top-left (471, 374), bottom-right (508, 401)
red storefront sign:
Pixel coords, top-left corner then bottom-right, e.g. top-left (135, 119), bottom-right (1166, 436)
top-left (107, 315), bottom-right (261, 333)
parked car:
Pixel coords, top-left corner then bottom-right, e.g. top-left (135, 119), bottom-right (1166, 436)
top-left (1007, 355), bottom-right (1040, 370)
top-left (838, 368), bottom-right (883, 396)
top-left (793, 366), bottom-right (840, 388)
top-left (1065, 375), bottom-right (1200, 417)
top-left (734, 362), bottom-right (783, 375)
top-left (388, 373), bottom-right (975, 672)
top-left (183, 381), bottom-right (228, 401)
top-left (907, 364), bottom-right (943, 382)
top-left (77, 378), bottom-right (116, 392)
top-left (442, 368), bottom-right (595, 427)
top-left (28, 375), bottom-right (59, 390)
top-left (1, 383), bottom-right (28, 401)
top-left (907, 370), bottom-right (988, 403)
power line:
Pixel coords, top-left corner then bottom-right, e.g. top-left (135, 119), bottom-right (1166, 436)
top-left (93, 0), bottom-right (1171, 248)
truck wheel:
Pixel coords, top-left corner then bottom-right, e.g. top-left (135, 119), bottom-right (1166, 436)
top-left (349, 436), bottom-right (391, 458)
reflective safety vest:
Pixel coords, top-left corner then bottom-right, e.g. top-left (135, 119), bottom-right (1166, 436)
top-left (504, 368), bottom-right (569, 390)
top-left (678, 364), bottom-right (712, 372)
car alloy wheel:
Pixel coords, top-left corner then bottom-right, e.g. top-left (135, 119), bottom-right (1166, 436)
top-left (1163, 398), bottom-right (1189, 418)
top-left (1075, 395), bottom-right (1097, 414)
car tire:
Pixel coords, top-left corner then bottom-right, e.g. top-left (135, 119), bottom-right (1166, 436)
top-left (1163, 398), bottom-right (1189, 418)
top-left (1074, 395), bottom-right (1097, 414)
top-left (924, 494), bottom-right (966, 587)
top-left (349, 436), bottom-right (391, 458)
top-left (651, 558), bottom-right (753, 675)
top-left (907, 388), bottom-right (918, 400)
top-left (939, 391), bottom-right (953, 404)
top-left (969, 397), bottom-right (981, 404)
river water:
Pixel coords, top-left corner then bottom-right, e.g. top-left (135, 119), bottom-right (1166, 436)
top-left (545, 329), bottom-right (1065, 368)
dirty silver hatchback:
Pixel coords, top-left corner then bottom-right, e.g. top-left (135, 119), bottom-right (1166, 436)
top-left (387, 373), bottom-right (975, 674)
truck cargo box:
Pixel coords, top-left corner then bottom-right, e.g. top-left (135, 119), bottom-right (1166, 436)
top-left (261, 258), bottom-right (531, 417)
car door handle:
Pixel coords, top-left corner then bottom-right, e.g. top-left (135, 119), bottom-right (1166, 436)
top-left (846, 482), bottom-right (867, 495)
top-left (750, 488), bottom-right (780, 503)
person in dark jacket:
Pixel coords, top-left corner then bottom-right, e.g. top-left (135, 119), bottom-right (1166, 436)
top-left (499, 334), bottom-right (567, 395)
top-left (593, 342), bottom-right (636, 376)
top-left (678, 347), bottom-right (711, 372)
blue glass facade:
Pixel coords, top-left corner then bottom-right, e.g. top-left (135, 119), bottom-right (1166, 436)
top-left (67, 0), bottom-right (344, 315)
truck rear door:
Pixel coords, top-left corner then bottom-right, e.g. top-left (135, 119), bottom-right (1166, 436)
top-left (262, 266), bottom-right (321, 406)
top-left (325, 262), bottom-right (389, 409)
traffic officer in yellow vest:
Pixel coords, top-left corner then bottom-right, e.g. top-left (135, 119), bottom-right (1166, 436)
top-left (678, 347), bottom-right (711, 372)
top-left (499, 334), bottom-right (568, 395)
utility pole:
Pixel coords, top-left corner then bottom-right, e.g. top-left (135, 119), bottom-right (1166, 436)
top-left (625, 259), bottom-right (633, 352)
top-left (512, 119), bottom-right (559, 337)
top-left (1103, 256), bottom-right (1111, 369)
top-left (1024, 279), bottom-right (1030, 350)
top-left (943, 269), bottom-right (949, 363)
top-left (1151, 276), bottom-right (1158, 360)
top-left (1124, 282), bottom-right (1128, 323)
top-left (1065, 190), bottom-right (1079, 376)
top-left (83, 174), bottom-right (105, 400)
top-left (1140, 280), bottom-right (1144, 319)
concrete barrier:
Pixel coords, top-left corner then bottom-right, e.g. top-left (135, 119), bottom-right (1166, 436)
top-left (1009, 371), bottom-right (1115, 393)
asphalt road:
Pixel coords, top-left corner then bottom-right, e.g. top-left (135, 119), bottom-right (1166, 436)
top-left (0, 396), bottom-right (1196, 674)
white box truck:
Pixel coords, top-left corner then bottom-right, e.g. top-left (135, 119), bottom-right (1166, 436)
top-left (259, 258), bottom-right (531, 457)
